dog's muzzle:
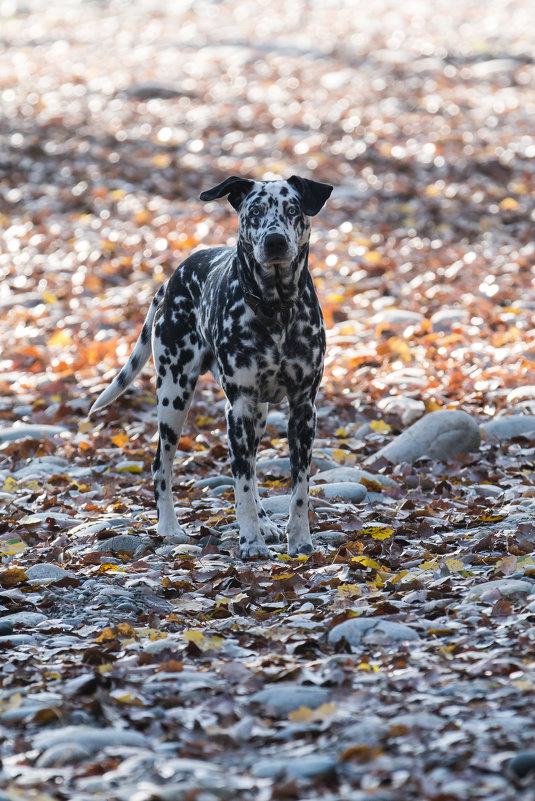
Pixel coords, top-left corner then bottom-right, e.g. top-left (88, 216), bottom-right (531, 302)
top-left (263, 232), bottom-right (289, 262)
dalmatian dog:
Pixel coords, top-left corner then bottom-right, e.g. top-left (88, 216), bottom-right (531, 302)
top-left (89, 175), bottom-right (333, 558)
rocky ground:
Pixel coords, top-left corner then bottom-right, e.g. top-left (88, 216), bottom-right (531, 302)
top-left (2, 1), bottom-right (535, 799)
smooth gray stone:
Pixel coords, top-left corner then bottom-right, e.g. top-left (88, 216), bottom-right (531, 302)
top-left (311, 467), bottom-right (396, 487)
top-left (370, 410), bottom-right (480, 464)
top-left (0, 611), bottom-right (47, 627)
top-left (312, 481), bottom-right (366, 502)
top-left (465, 579), bottom-right (534, 601)
top-left (33, 725), bottom-right (149, 753)
top-left (252, 755), bottom-right (336, 779)
top-left (370, 308), bottom-right (423, 328)
top-left (344, 714), bottom-right (389, 744)
top-left (328, 617), bottom-right (420, 647)
top-left (250, 685), bottom-right (330, 714)
top-left (25, 564), bottom-right (72, 582)
top-left (0, 634), bottom-right (36, 645)
top-left (261, 494), bottom-right (292, 516)
top-left (482, 415), bottom-right (535, 439)
top-left (0, 423), bottom-right (69, 442)
top-left (194, 476), bottom-right (233, 489)
top-left (36, 742), bottom-right (98, 767)
top-left (96, 534), bottom-right (143, 553)
top-left (430, 308), bottom-right (467, 332)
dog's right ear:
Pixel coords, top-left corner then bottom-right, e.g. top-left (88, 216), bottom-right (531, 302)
top-left (200, 176), bottom-right (255, 210)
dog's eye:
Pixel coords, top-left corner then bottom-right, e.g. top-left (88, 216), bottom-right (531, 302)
top-left (287, 205), bottom-right (300, 217)
top-left (249, 206), bottom-right (262, 219)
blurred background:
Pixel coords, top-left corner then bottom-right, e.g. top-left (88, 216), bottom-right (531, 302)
top-left (1, 0), bottom-right (535, 421)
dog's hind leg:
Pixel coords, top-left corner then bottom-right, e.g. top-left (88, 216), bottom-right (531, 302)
top-left (151, 324), bottom-right (205, 543)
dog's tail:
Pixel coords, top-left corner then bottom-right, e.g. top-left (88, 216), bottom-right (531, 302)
top-left (89, 281), bottom-right (168, 416)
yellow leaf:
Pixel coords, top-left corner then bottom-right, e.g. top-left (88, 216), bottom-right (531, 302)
top-left (0, 568), bottom-right (28, 587)
top-left (352, 556), bottom-right (386, 571)
top-left (47, 329), bottom-right (72, 347)
top-left (331, 448), bottom-right (357, 465)
top-left (153, 153), bottom-right (172, 169)
top-left (2, 477), bottom-right (18, 493)
top-left (276, 554), bottom-right (292, 562)
top-left (112, 693), bottom-right (145, 707)
top-left (390, 570), bottom-right (408, 584)
top-left (42, 290), bottom-right (58, 304)
top-left (117, 623), bottom-right (135, 637)
top-left (358, 525), bottom-right (393, 539)
top-left (183, 629), bottom-right (205, 646)
top-left (112, 432), bottom-right (129, 448)
top-left (295, 555), bottom-right (309, 563)
top-left (94, 627), bottom-right (116, 642)
top-left (356, 662), bottom-right (380, 673)
top-left (205, 636), bottom-right (223, 650)
top-left (289, 702), bottom-right (338, 722)
top-left (419, 560), bottom-right (439, 571)
top-left (370, 527), bottom-right (394, 540)
top-left (444, 558), bottom-right (464, 573)
top-left (477, 512), bottom-right (506, 523)
top-left (195, 415), bottom-right (214, 427)
top-left (338, 583), bottom-right (362, 598)
top-left (363, 250), bottom-right (382, 266)
top-left (117, 462), bottom-right (143, 473)
top-left (97, 563), bottom-right (120, 573)
top-left (23, 480), bottom-right (41, 492)
top-left (335, 427), bottom-right (348, 438)
top-left (500, 197), bottom-right (519, 210)
top-left (424, 399), bottom-right (442, 412)
top-left (273, 573), bottom-right (294, 581)
top-left (369, 419), bottom-right (391, 434)
top-left (0, 539), bottom-right (26, 555)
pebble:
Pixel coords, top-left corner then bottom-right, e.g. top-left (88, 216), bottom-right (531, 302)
top-left (470, 484), bottom-right (504, 498)
top-left (465, 578), bottom-right (534, 601)
top-left (482, 415), bottom-right (535, 439)
top-left (96, 534), bottom-right (144, 554)
top-left (0, 633), bottom-right (37, 646)
top-left (370, 410), bottom-right (481, 464)
top-left (33, 725), bottom-right (149, 754)
top-left (311, 481), bottom-right (367, 502)
top-left (506, 386), bottom-right (535, 403)
top-left (194, 475), bottom-right (234, 489)
top-left (370, 308), bottom-right (423, 329)
top-left (378, 396), bottom-right (425, 425)
top-left (0, 423), bottom-right (69, 442)
top-left (250, 684), bottom-right (330, 714)
top-left (328, 617), bottom-right (420, 647)
top-left (25, 563), bottom-right (73, 583)
top-left (311, 466), bottom-right (396, 487)
top-left (0, 611), bottom-right (47, 627)
top-left (261, 494), bottom-right (292, 516)
top-left (251, 755), bottom-right (336, 779)
top-left (430, 308), bottom-right (467, 332)
top-left (344, 714), bottom-right (389, 744)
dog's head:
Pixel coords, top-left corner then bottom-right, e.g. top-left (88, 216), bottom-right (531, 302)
top-left (200, 176), bottom-right (332, 306)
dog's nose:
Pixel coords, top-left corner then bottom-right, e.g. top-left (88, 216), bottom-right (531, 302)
top-left (264, 233), bottom-right (288, 258)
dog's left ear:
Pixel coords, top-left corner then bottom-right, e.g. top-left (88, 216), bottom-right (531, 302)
top-left (288, 176), bottom-right (333, 216)
top-left (200, 176), bottom-right (255, 211)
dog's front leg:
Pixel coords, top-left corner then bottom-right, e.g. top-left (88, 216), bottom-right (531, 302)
top-left (287, 398), bottom-right (316, 556)
top-left (226, 398), bottom-right (269, 559)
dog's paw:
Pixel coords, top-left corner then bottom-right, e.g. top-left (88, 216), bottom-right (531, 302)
top-left (287, 536), bottom-right (314, 558)
top-left (259, 517), bottom-right (282, 544)
top-left (239, 537), bottom-right (270, 560)
top-left (158, 522), bottom-right (189, 544)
